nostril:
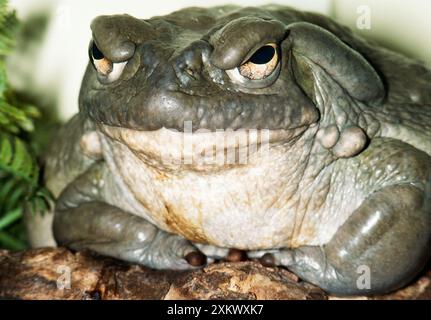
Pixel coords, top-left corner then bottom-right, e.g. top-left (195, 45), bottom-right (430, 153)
top-left (172, 40), bottom-right (214, 85)
top-left (184, 66), bottom-right (196, 79)
top-left (175, 57), bottom-right (202, 83)
top-left (183, 51), bottom-right (203, 70)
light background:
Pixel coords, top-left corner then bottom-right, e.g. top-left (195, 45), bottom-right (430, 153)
top-left (7, 0), bottom-right (431, 120)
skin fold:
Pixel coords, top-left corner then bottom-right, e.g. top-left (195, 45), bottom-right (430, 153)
top-left (26, 5), bottom-right (431, 296)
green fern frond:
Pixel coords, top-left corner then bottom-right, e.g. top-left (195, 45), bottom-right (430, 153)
top-left (0, 207), bottom-right (21, 230)
top-left (0, 230), bottom-right (26, 250)
top-left (0, 0), bottom-right (51, 250)
top-left (0, 133), bottom-right (39, 184)
top-left (0, 0), bottom-right (17, 47)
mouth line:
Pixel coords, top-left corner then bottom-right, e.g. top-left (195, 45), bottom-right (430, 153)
top-left (99, 123), bottom-right (310, 152)
top-left (98, 123), bottom-right (311, 170)
top-left (99, 122), bottom-right (309, 137)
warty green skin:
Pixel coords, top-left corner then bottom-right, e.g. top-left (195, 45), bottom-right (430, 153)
top-left (27, 5), bottom-right (431, 296)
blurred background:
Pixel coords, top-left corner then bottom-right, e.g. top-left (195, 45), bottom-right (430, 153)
top-left (7, 0), bottom-right (431, 121)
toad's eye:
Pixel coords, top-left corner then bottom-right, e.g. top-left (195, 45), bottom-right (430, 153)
top-left (226, 43), bottom-right (280, 88)
top-left (89, 40), bottom-right (127, 83)
top-left (239, 43), bottom-right (279, 80)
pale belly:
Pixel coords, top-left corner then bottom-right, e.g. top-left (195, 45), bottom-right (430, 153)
top-left (100, 127), bottom-right (355, 250)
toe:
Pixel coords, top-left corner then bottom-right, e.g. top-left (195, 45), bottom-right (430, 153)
top-left (185, 251), bottom-right (207, 266)
top-left (226, 249), bottom-right (247, 262)
top-left (259, 253), bottom-right (276, 267)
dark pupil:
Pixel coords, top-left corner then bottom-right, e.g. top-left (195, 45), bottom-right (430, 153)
top-left (91, 41), bottom-right (104, 60)
top-left (249, 45), bottom-right (275, 64)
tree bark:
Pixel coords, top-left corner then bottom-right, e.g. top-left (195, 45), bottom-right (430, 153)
top-left (0, 248), bottom-right (430, 300)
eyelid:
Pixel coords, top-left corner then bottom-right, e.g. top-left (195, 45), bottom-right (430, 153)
top-left (209, 17), bottom-right (286, 70)
top-left (89, 40), bottom-right (128, 83)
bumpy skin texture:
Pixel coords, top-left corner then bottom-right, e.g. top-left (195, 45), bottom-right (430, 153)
top-left (32, 6), bottom-right (431, 296)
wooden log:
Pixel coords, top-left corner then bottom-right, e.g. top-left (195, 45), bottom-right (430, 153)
top-left (0, 248), bottom-right (429, 300)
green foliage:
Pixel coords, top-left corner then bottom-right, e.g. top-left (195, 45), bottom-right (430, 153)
top-left (0, 0), bottom-right (52, 250)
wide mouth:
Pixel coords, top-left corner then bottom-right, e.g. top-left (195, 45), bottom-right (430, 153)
top-left (99, 123), bottom-right (309, 169)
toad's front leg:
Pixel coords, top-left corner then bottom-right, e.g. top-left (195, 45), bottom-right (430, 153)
top-left (53, 162), bottom-right (207, 269)
top-left (261, 138), bottom-right (431, 295)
